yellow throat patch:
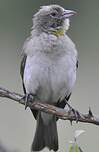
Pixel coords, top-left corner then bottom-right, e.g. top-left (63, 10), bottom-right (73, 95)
top-left (50, 28), bottom-right (65, 37)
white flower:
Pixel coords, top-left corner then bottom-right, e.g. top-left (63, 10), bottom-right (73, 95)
top-left (74, 130), bottom-right (85, 139)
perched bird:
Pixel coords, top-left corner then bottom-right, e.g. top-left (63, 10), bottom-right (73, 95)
top-left (20, 4), bottom-right (78, 152)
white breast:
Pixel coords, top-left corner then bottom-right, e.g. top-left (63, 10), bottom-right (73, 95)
top-left (24, 54), bottom-right (76, 104)
top-left (24, 33), bottom-right (77, 104)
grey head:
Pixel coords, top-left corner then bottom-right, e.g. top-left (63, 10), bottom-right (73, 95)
top-left (32, 5), bottom-right (76, 33)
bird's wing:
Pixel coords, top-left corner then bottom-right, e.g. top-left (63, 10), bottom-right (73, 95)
top-left (56, 58), bottom-right (78, 120)
top-left (20, 54), bottom-right (38, 119)
top-left (76, 60), bottom-right (79, 69)
top-left (20, 54), bottom-right (27, 94)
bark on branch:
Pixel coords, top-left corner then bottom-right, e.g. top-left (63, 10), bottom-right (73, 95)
top-left (0, 87), bottom-right (99, 126)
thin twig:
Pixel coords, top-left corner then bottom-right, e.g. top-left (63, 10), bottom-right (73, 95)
top-left (0, 87), bottom-right (99, 125)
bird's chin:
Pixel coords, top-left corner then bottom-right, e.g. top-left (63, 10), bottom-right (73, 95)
top-left (63, 18), bottom-right (70, 31)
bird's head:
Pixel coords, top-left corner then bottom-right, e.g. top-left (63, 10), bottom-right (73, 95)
top-left (32, 5), bottom-right (76, 36)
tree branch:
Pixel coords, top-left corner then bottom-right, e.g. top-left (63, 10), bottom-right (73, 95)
top-left (0, 87), bottom-right (99, 126)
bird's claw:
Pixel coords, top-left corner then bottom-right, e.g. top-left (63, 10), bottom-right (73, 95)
top-left (71, 108), bottom-right (80, 123)
top-left (66, 103), bottom-right (80, 123)
top-left (21, 94), bottom-right (34, 110)
top-left (24, 94), bottom-right (30, 110)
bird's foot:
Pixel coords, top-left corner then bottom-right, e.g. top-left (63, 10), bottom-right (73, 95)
top-left (66, 102), bottom-right (80, 124)
top-left (21, 93), bottom-right (34, 110)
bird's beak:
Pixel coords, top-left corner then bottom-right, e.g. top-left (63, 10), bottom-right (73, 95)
top-left (62, 9), bottom-right (76, 19)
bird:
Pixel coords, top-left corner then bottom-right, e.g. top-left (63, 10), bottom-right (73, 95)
top-left (20, 4), bottom-right (78, 152)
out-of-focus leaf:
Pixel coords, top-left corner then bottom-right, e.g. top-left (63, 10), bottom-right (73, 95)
top-left (78, 146), bottom-right (84, 152)
top-left (69, 144), bottom-right (83, 152)
top-left (68, 130), bottom-right (85, 152)
top-left (75, 144), bottom-right (79, 152)
top-left (69, 145), bottom-right (74, 152)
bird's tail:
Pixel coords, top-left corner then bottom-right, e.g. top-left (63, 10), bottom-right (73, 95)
top-left (31, 112), bottom-right (58, 152)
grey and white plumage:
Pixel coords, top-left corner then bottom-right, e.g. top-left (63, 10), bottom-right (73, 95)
top-left (20, 5), bottom-right (78, 152)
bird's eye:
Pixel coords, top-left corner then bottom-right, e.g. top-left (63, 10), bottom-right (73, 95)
top-left (50, 12), bottom-right (57, 17)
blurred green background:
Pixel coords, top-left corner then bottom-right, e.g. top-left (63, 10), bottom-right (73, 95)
top-left (0, 0), bottom-right (99, 151)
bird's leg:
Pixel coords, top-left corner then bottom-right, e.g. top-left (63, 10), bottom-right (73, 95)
top-left (64, 98), bottom-right (80, 123)
top-left (56, 96), bottom-right (80, 123)
top-left (24, 94), bottom-right (33, 110)
top-left (20, 93), bottom-right (34, 110)
top-left (67, 103), bottom-right (79, 122)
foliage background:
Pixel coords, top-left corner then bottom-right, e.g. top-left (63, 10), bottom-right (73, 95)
top-left (0, 0), bottom-right (99, 151)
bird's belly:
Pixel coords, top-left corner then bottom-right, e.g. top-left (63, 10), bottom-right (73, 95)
top-left (35, 63), bottom-right (76, 104)
top-left (24, 55), bottom-right (76, 104)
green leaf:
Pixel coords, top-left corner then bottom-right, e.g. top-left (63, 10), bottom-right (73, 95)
top-left (75, 144), bottom-right (79, 152)
top-left (69, 145), bottom-right (74, 152)
top-left (69, 144), bottom-right (82, 152)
